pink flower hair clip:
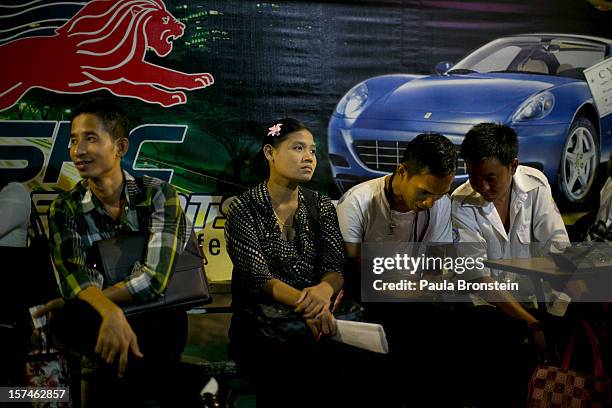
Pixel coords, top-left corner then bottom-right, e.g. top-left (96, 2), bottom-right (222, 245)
top-left (267, 123), bottom-right (282, 137)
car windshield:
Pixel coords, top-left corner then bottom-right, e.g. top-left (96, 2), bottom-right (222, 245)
top-left (449, 36), bottom-right (606, 79)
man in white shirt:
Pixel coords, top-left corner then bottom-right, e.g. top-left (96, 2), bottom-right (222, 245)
top-left (588, 158), bottom-right (612, 241)
top-left (337, 133), bottom-right (455, 250)
top-left (336, 133), bottom-right (458, 406)
top-left (451, 122), bottom-right (568, 407)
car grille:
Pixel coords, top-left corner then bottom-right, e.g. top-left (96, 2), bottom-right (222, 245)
top-left (353, 140), bottom-right (466, 175)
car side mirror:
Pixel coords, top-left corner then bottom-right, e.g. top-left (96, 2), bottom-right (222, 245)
top-left (435, 61), bottom-right (454, 75)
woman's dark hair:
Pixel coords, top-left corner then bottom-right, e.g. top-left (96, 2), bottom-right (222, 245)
top-left (261, 118), bottom-right (310, 149)
top-left (253, 118), bottom-right (311, 178)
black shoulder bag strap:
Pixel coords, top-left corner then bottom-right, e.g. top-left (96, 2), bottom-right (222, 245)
top-left (301, 188), bottom-right (323, 273)
top-left (301, 187), bottom-right (320, 237)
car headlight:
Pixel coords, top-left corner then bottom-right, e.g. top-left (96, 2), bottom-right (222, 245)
top-left (511, 91), bottom-right (555, 122)
top-left (335, 82), bottom-right (368, 117)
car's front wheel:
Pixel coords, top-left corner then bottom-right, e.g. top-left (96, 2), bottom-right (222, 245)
top-left (557, 116), bottom-right (599, 205)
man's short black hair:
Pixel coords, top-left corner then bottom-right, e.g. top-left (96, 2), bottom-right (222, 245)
top-left (70, 98), bottom-right (129, 141)
top-left (400, 133), bottom-right (457, 177)
top-left (461, 123), bottom-right (518, 166)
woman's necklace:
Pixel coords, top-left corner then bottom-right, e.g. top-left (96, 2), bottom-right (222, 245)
top-left (272, 205), bottom-right (294, 228)
top-left (270, 194), bottom-right (296, 229)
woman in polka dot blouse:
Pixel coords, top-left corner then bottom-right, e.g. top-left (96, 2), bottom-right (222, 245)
top-left (224, 118), bottom-right (348, 406)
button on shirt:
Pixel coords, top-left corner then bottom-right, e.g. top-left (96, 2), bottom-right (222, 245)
top-left (48, 170), bottom-right (187, 301)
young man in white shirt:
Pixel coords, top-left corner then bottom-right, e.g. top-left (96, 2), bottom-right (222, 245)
top-left (452, 122), bottom-right (569, 407)
top-left (588, 157), bottom-right (612, 241)
top-left (337, 133), bottom-right (455, 250)
top-left (336, 133), bottom-right (458, 406)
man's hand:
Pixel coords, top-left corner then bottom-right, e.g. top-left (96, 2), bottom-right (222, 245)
top-left (294, 282), bottom-right (334, 319)
top-left (95, 306), bottom-right (143, 377)
top-left (33, 298), bottom-right (65, 319)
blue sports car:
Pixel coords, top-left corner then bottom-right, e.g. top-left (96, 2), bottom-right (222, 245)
top-left (328, 34), bottom-right (612, 204)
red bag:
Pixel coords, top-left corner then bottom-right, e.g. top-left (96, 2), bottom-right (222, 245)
top-left (527, 320), bottom-right (612, 407)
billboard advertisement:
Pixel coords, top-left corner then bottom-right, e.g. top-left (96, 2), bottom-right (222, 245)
top-left (2, 0), bottom-right (612, 282)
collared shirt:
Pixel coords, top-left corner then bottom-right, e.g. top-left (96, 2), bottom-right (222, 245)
top-left (337, 176), bottom-right (452, 244)
top-left (451, 165), bottom-right (569, 311)
top-left (49, 170), bottom-right (187, 301)
top-left (588, 177), bottom-right (612, 241)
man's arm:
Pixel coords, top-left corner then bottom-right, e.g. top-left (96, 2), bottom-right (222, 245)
top-left (474, 276), bottom-right (539, 325)
top-left (0, 182), bottom-right (30, 238)
top-left (125, 181), bottom-right (187, 301)
top-left (48, 195), bottom-right (105, 300)
top-left (337, 191), bottom-right (366, 299)
top-left (76, 286), bottom-right (143, 375)
top-left (48, 196), bottom-right (141, 377)
top-left (452, 202), bottom-right (540, 326)
top-left (532, 185), bottom-right (569, 244)
top-left (429, 196), bottom-right (453, 243)
top-left (103, 281), bottom-right (133, 304)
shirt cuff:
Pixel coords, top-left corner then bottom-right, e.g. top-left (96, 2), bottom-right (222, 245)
top-left (125, 261), bottom-right (159, 302)
top-left (61, 280), bottom-right (102, 300)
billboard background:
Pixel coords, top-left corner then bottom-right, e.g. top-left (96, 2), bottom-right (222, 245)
top-left (1, 0), bottom-right (611, 281)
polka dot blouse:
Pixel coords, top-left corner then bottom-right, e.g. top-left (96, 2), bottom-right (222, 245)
top-left (225, 182), bottom-right (345, 309)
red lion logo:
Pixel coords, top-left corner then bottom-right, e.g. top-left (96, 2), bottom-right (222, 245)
top-left (0, 0), bottom-right (214, 111)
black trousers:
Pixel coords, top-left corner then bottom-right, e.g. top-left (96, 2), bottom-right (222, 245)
top-left (52, 300), bottom-right (188, 407)
top-left (229, 313), bottom-right (390, 408)
top-left (364, 302), bottom-right (465, 407)
top-left (458, 305), bottom-right (542, 408)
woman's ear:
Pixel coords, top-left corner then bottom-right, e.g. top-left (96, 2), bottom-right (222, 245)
top-left (263, 144), bottom-right (274, 162)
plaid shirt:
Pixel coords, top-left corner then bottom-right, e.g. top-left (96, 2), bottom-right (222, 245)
top-left (49, 170), bottom-right (187, 301)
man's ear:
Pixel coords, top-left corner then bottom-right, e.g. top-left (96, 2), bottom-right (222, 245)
top-left (396, 163), bottom-right (415, 180)
top-left (396, 163), bottom-right (406, 178)
top-left (116, 138), bottom-right (129, 158)
top-left (510, 158), bottom-right (519, 175)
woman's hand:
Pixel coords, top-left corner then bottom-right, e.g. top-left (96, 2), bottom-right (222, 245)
top-left (294, 282), bottom-right (334, 319)
top-left (304, 308), bottom-right (337, 338)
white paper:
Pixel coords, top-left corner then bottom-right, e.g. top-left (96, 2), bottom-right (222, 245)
top-left (584, 57), bottom-right (612, 118)
top-left (29, 304), bottom-right (47, 329)
top-left (331, 320), bottom-right (389, 354)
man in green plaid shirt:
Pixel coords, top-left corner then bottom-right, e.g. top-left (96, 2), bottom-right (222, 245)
top-left (39, 98), bottom-right (190, 405)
